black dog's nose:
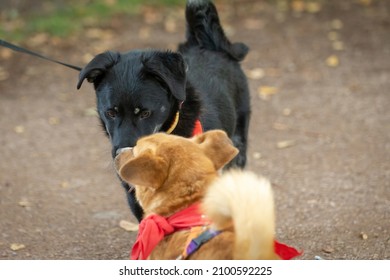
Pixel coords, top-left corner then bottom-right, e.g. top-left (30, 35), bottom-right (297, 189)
top-left (116, 147), bottom-right (134, 156)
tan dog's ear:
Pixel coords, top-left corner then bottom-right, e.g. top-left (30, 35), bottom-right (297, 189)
top-left (116, 150), bottom-right (168, 189)
top-left (192, 130), bottom-right (239, 170)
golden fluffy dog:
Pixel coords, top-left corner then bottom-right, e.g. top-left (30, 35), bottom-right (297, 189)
top-left (114, 130), bottom-right (279, 260)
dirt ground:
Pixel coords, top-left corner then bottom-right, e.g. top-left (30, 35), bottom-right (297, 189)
top-left (0, 0), bottom-right (389, 260)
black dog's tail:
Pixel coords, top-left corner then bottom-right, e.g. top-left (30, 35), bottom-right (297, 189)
top-left (183, 0), bottom-right (249, 61)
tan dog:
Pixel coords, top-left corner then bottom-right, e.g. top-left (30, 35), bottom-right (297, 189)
top-left (115, 130), bottom-right (279, 260)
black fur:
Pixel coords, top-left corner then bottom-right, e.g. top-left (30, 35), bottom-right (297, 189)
top-left (78, 0), bottom-right (251, 222)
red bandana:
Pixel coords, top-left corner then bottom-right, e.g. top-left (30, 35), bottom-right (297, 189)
top-left (275, 240), bottom-right (302, 260)
top-left (130, 203), bottom-right (301, 260)
top-left (131, 203), bottom-right (206, 260)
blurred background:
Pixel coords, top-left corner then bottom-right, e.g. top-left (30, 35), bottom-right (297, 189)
top-left (0, 0), bottom-right (389, 259)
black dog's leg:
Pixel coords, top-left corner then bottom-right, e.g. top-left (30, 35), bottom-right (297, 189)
top-left (230, 85), bottom-right (251, 169)
top-left (121, 181), bottom-right (144, 222)
top-left (231, 110), bottom-right (250, 168)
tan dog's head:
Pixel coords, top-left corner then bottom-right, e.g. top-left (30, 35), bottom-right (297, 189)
top-left (114, 130), bottom-right (238, 216)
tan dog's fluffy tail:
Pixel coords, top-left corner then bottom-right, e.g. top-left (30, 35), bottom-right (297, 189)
top-left (202, 170), bottom-right (277, 259)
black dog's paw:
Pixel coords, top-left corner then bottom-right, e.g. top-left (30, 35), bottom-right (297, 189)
top-left (225, 152), bottom-right (246, 169)
top-left (233, 152), bottom-right (247, 168)
top-left (227, 135), bottom-right (247, 169)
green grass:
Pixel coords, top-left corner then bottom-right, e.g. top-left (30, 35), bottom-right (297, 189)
top-left (0, 0), bottom-right (183, 42)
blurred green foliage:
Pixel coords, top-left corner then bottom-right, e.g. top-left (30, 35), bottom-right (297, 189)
top-left (0, 0), bottom-right (183, 41)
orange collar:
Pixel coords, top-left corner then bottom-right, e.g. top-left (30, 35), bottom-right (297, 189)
top-left (165, 111), bottom-right (203, 136)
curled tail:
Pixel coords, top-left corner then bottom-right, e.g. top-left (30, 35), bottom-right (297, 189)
top-left (202, 170), bottom-right (278, 259)
top-left (183, 0), bottom-right (249, 61)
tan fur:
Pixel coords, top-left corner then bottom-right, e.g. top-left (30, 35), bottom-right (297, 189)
top-left (114, 130), bottom-right (279, 259)
top-left (203, 170), bottom-right (278, 259)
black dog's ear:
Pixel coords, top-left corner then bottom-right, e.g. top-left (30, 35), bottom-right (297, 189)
top-left (142, 51), bottom-right (187, 101)
top-left (77, 51), bottom-right (120, 89)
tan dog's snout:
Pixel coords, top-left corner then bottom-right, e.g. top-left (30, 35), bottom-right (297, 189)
top-left (114, 147), bottom-right (134, 172)
top-left (116, 147), bottom-right (134, 156)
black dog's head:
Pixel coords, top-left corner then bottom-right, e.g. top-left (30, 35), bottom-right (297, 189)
top-left (77, 50), bottom-right (187, 158)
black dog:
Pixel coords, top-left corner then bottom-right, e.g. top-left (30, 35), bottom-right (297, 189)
top-left (77, 0), bottom-right (251, 222)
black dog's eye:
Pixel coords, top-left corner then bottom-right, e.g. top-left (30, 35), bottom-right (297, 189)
top-left (139, 110), bottom-right (151, 120)
top-left (106, 107), bottom-right (118, 119)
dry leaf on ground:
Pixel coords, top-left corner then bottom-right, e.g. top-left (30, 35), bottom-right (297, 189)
top-left (119, 220), bottom-right (139, 232)
top-left (322, 246), bottom-right (334, 254)
top-left (306, 2), bottom-right (322, 13)
top-left (18, 199), bottom-right (30, 208)
top-left (14, 125), bottom-right (25, 134)
top-left (84, 107), bottom-right (98, 117)
top-left (252, 152), bottom-right (262, 160)
top-left (326, 55), bottom-right (339, 67)
top-left (276, 140), bottom-right (296, 149)
top-left (258, 86), bottom-right (278, 100)
top-left (246, 68), bottom-right (265, 80)
top-left (10, 243), bottom-right (26, 251)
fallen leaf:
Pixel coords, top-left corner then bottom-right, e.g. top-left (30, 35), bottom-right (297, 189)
top-left (252, 152), bottom-right (262, 160)
top-left (246, 68), bottom-right (265, 80)
top-left (119, 220), bottom-right (139, 232)
top-left (360, 232), bottom-right (368, 240)
top-left (60, 181), bottom-right (69, 188)
top-left (84, 107), bottom-right (98, 117)
top-left (322, 246), bottom-right (334, 254)
top-left (306, 2), bottom-right (322, 13)
top-left (10, 243), bottom-right (26, 251)
top-left (276, 140), bottom-right (296, 149)
top-left (326, 55), bottom-right (339, 67)
top-left (291, 0), bottom-right (305, 13)
top-left (18, 199), bottom-right (30, 208)
top-left (258, 86), bottom-right (278, 100)
top-left (14, 125), bottom-right (25, 134)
